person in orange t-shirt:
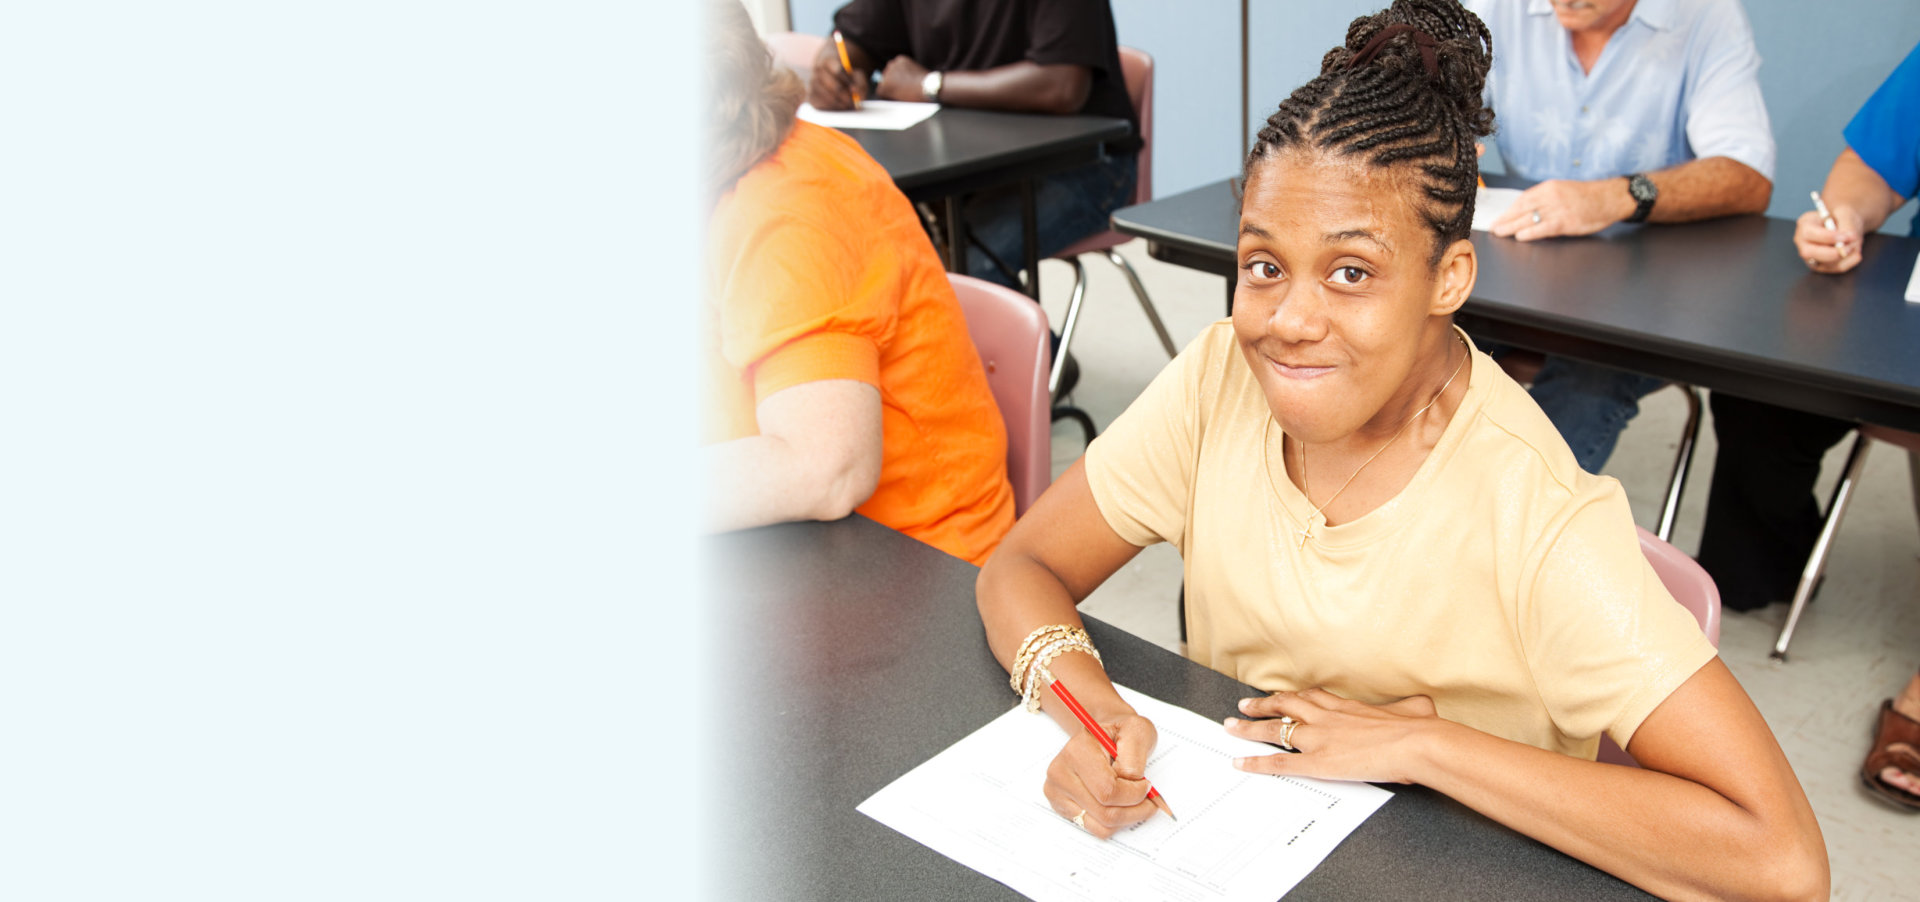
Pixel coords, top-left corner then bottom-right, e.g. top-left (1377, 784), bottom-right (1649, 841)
top-left (702, 0), bottom-right (1014, 565)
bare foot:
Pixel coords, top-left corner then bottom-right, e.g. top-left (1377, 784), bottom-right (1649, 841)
top-left (1881, 673), bottom-right (1920, 796)
top-left (1884, 764), bottom-right (1920, 795)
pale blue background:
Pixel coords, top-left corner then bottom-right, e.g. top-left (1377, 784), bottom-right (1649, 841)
top-left (2, 1), bottom-right (702, 898)
top-left (789, 0), bottom-right (1920, 232)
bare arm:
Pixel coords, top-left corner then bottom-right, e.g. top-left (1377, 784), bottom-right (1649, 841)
top-left (1491, 156), bottom-right (1773, 240)
top-left (979, 459), bottom-right (1143, 721)
top-left (1227, 660), bottom-right (1828, 901)
top-left (977, 460), bottom-right (1164, 836)
top-left (874, 56), bottom-right (1092, 115)
top-left (704, 379), bottom-right (882, 532)
top-left (1642, 155), bottom-right (1774, 221)
top-left (1796, 148), bottom-right (1910, 273)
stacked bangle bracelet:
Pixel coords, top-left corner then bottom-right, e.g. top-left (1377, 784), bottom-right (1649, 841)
top-left (1009, 624), bottom-right (1102, 712)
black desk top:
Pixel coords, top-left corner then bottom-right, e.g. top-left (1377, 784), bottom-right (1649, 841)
top-left (709, 515), bottom-right (1652, 901)
top-left (1112, 177), bottom-right (1920, 431)
top-left (843, 108), bottom-right (1130, 201)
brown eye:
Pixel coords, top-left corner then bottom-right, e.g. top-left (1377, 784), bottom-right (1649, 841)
top-left (1332, 266), bottom-right (1370, 286)
top-left (1247, 261), bottom-right (1281, 280)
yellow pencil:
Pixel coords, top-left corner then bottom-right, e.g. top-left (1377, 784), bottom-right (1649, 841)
top-left (833, 30), bottom-right (863, 110)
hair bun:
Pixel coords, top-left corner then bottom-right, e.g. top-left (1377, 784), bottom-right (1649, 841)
top-left (1321, 0), bottom-right (1493, 138)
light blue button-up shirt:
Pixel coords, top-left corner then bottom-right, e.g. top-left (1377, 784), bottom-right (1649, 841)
top-left (1466, 0), bottom-right (1775, 183)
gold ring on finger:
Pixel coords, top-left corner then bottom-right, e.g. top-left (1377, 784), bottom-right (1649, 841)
top-left (1071, 810), bottom-right (1088, 831)
top-left (1280, 719), bottom-right (1302, 751)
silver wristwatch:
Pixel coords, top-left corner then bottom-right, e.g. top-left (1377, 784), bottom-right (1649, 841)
top-left (922, 70), bottom-right (944, 104)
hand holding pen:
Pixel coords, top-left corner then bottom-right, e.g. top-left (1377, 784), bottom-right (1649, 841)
top-left (806, 30), bottom-right (866, 111)
top-left (1799, 190), bottom-right (1863, 274)
top-left (833, 30), bottom-right (863, 110)
top-left (1044, 675), bottom-right (1175, 836)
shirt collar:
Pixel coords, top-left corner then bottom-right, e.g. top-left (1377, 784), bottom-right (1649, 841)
top-left (1523, 0), bottom-right (1676, 32)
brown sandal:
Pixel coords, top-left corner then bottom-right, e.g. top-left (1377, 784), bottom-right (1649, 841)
top-left (1861, 699), bottom-right (1920, 811)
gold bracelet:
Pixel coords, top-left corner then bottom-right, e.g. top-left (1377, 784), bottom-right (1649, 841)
top-left (1020, 637), bottom-right (1080, 707)
top-left (1010, 626), bottom-right (1067, 691)
top-left (1024, 638), bottom-right (1102, 712)
top-left (1010, 624), bottom-right (1083, 693)
top-left (1012, 626), bottom-right (1089, 696)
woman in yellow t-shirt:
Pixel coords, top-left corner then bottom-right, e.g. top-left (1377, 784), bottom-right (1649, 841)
top-left (976, 1), bottom-right (1826, 896)
top-left (701, 1), bottom-right (1013, 565)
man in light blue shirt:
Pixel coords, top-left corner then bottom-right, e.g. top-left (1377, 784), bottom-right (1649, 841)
top-left (1466, 0), bottom-right (1775, 473)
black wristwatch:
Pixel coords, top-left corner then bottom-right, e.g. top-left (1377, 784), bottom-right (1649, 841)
top-left (1624, 173), bottom-right (1657, 224)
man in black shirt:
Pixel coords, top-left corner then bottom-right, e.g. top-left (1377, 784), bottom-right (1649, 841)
top-left (809, 0), bottom-right (1140, 297)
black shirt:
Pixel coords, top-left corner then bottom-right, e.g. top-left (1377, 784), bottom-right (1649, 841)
top-left (833, 0), bottom-right (1140, 153)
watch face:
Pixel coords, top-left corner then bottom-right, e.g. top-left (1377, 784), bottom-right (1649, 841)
top-left (1629, 175), bottom-right (1657, 203)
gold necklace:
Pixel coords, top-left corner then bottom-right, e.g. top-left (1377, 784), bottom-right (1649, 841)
top-left (1272, 335), bottom-right (1469, 549)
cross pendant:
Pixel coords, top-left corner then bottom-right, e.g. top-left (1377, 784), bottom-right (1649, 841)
top-left (1296, 525), bottom-right (1313, 549)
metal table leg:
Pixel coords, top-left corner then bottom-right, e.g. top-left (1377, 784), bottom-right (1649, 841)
top-left (1020, 180), bottom-right (1040, 299)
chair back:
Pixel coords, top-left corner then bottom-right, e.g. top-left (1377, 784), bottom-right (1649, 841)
top-left (950, 274), bottom-right (1052, 516)
top-left (764, 31), bottom-right (826, 82)
top-left (1117, 46), bottom-right (1153, 205)
top-left (1597, 527), bottom-right (1723, 767)
top-left (1637, 526), bottom-right (1721, 646)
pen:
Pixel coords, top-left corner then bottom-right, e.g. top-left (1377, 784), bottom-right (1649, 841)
top-left (1811, 190), bottom-right (1851, 259)
top-left (832, 30), bottom-right (863, 110)
top-left (1046, 677), bottom-right (1178, 821)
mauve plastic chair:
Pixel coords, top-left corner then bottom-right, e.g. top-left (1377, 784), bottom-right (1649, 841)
top-left (1048, 46), bottom-right (1179, 398)
top-left (1770, 424), bottom-right (1920, 660)
top-left (1596, 527), bottom-right (1723, 767)
top-left (952, 274), bottom-right (1053, 517)
top-left (763, 31), bottom-right (825, 80)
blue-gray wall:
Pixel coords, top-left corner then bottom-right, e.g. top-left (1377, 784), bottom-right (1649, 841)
top-left (788, 0), bottom-right (1920, 232)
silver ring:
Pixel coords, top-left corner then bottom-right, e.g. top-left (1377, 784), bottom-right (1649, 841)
top-left (1530, 210), bottom-right (1543, 224)
top-left (1071, 810), bottom-right (1088, 830)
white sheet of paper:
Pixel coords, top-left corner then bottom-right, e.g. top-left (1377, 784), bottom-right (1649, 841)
top-left (858, 684), bottom-right (1393, 902)
top-left (1472, 186), bottom-right (1525, 232)
top-left (1905, 250), bottom-right (1920, 302)
top-left (796, 100), bottom-right (940, 131)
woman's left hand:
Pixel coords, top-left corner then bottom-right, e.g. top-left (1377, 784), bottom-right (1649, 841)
top-left (1223, 689), bottom-right (1443, 784)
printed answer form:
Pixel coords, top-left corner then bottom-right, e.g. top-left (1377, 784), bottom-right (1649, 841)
top-left (796, 100), bottom-right (940, 131)
top-left (858, 685), bottom-right (1392, 902)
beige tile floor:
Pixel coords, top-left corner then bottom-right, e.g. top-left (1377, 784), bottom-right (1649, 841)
top-left (1033, 241), bottom-right (1920, 900)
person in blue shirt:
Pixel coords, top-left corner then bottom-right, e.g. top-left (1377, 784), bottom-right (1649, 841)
top-left (1466, 0), bottom-right (1776, 473)
top-left (1695, 38), bottom-right (1920, 811)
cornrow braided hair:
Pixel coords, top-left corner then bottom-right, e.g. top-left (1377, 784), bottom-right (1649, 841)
top-left (1245, 0), bottom-right (1495, 266)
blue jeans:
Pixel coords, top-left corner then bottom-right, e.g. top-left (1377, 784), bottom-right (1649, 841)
top-left (1527, 356), bottom-right (1668, 473)
top-left (961, 152), bottom-right (1138, 289)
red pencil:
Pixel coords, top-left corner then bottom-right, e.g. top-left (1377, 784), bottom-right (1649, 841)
top-left (1046, 677), bottom-right (1177, 821)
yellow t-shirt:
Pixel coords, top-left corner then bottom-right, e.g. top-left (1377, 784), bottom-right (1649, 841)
top-left (1085, 322), bottom-right (1716, 759)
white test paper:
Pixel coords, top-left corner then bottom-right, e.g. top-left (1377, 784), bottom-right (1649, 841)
top-left (796, 100), bottom-right (940, 131)
top-left (858, 685), bottom-right (1393, 902)
top-left (1905, 250), bottom-right (1920, 303)
top-left (1471, 186), bottom-right (1524, 232)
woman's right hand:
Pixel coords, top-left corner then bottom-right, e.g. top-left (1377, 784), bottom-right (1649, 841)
top-left (1040, 712), bottom-right (1162, 839)
top-left (808, 42), bottom-right (861, 111)
top-left (1795, 205), bottom-right (1864, 274)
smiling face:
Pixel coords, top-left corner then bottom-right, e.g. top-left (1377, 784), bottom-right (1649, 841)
top-left (1548, 0), bottom-right (1636, 35)
top-left (1232, 149), bottom-right (1475, 445)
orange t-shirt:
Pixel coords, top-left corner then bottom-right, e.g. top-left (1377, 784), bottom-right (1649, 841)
top-left (705, 121), bottom-right (1015, 565)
